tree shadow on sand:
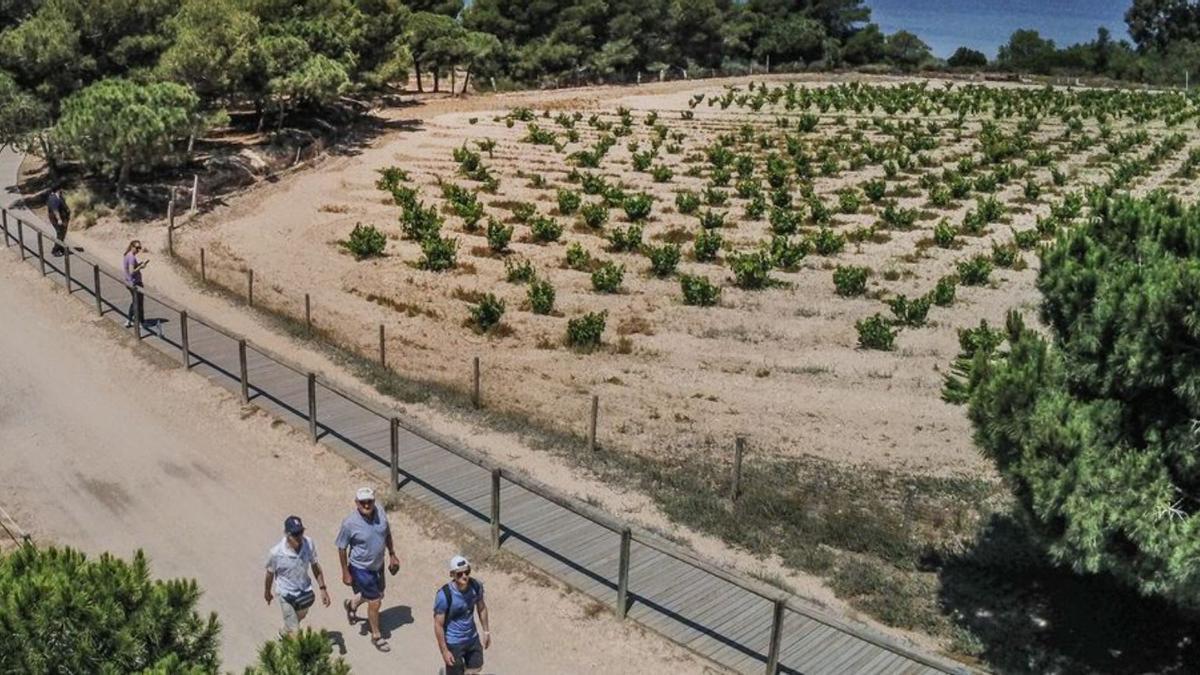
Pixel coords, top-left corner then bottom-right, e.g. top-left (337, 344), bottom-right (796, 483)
top-left (937, 514), bottom-right (1199, 674)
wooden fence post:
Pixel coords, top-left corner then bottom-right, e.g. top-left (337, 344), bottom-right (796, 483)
top-left (764, 599), bottom-right (786, 675)
top-left (17, 219), bottom-right (25, 260)
top-left (36, 231), bottom-right (45, 275)
top-left (247, 269), bottom-right (254, 307)
top-left (180, 311), bottom-right (190, 368)
top-left (731, 436), bottom-right (746, 502)
top-left (2, 209), bottom-right (9, 247)
top-left (191, 174), bottom-right (198, 211)
top-left (238, 339), bottom-right (249, 403)
top-left (200, 247), bottom-right (206, 282)
top-left (472, 356), bottom-right (481, 408)
top-left (307, 373), bottom-right (318, 442)
top-left (93, 265), bottom-right (102, 315)
top-left (617, 527), bottom-right (632, 618)
top-left (305, 293), bottom-right (312, 335)
top-left (491, 469), bottom-right (501, 549)
top-left (167, 192), bottom-right (175, 257)
top-left (63, 249), bottom-right (72, 292)
top-left (379, 324), bottom-right (386, 366)
top-left (588, 395), bottom-right (599, 451)
top-left (390, 417), bottom-right (400, 489)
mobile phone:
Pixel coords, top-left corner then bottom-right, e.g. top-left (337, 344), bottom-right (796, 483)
top-left (388, 561), bottom-right (400, 575)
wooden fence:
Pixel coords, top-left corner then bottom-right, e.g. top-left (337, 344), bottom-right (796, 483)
top-left (0, 208), bottom-right (970, 675)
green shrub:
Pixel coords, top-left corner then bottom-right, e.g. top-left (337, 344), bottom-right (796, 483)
top-left (856, 314), bottom-right (897, 350)
top-left (862, 178), bottom-right (887, 202)
top-left (565, 242), bottom-right (592, 270)
top-left (675, 190), bottom-right (701, 214)
top-left (530, 216), bottom-right (564, 243)
top-left (956, 255), bottom-right (993, 285)
top-left (646, 243), bottom-right (682, 277)
top-left (469, 293), bottom-right (506, 331)
top-left (838, 188), bottom-right (862, 214)
top-left (736, 178), bottom-right (762, 199)
top-left (1012, 228), bottom-right (1040, 250)
top-left (770, 186), bottom-right (792, 209)
top-left (728, 250), bottom-right (774, 289)
top-left (680, 274), bottom-right (721, 306)
top-left (527, 279), bottom-right (555, 314)
top-left (523, 123), bottom-right (556, 145)
top-left (888, 294), bottom-right (931, 327)
top-left (833, 265), bottom-right (870, 296)
top-left (1023, 179), bottom-right (1041, 201)
top-left (512, 201), bottom-right (536, 223)
top-left (928, 183), bottom-right (952, 208)
top-left (933, 219), bottom-right (958, 248)
top-left (651, 164), bottom-right (674, 182)
top-left (376, 166), bottom-right (410, 193)
top-left (623, 192), bottom-right (654, 221)
top-left (770, 236), bottom-right (809, 270)
top-left (581, 173), bottom-right (608, 195)
top-left (591, 261), bottom-right (625, 293)
top-left (879, 203), bottom-right (918, 230)
top-left (960, 209), bottom-right (987, 235)
top-left (769, 207), bottom-right (801, 235)
top-left (703, 187), bottom-right (729, 207)
top-left (557, 189), bottom-right (581, 214)
top-left (486, 217), bottom-right (513, 253)
top-left (693, 229), bottom-right (723, 262)
top-left (976, 195), bottom-right (1004, 223)
top-left (603, 185), bottom-right (627, 208)
top-left (580, 203), bottom-right (609, 229)
top-left (991, 241), bottom-right (1020, 268)
top-left (342, 223), bottom-right (386, 259)
top-left (698, 209), bottom-right (726, 230)
top-left (607, 224), bottom-right (643, 252)
top-left (504, 258), bottom-right (536, 283)
top-left (929, 275), bottom-right (957, 306)
top-left (807, 196), bottom-right (831, 224)
top-left (744, 194), bottom-right (767, 220)
top-left (419, 234), bottom-right (458, 271)
top-left (811, 227), bottom-right (845, 256)
top-left (400, 202), bottom-right (443, 240)
top-left (566, 311), bottom-right (607, 349)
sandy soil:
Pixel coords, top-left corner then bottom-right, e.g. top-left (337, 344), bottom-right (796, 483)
top-left (158, 74), bottom-right (1198, 478)
top-left (0, 258), bottom-right (715, 674)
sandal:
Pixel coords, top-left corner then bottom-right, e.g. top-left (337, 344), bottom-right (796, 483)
top-left (371, 636), bottom-right (391, 652)
top-left (343, 599), bottom-right (359, 625)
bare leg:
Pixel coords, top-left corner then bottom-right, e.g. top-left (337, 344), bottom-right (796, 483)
top-left (367, 599), bottom-right (382, 638)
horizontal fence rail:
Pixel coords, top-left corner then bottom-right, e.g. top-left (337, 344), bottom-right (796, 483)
top-left (0, 207), bottom-right (969, 675)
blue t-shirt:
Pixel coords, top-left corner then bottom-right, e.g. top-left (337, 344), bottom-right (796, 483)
top-left (434, 580), bottom-right (484, 645)
top-left (335, 506), bottom-right (389, 571)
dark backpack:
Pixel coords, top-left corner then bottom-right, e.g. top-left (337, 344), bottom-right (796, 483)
top-left (440, 578), bottom-right (481, 623)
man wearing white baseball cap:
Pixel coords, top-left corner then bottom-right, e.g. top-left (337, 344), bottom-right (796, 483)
top-left (335, 486), bottom-right (400, 652)
top-left (434, 554), bottom-right (491, 675)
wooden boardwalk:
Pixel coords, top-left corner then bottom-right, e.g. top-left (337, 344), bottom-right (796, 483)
top-left (0, 210), bottom-right (970, 675)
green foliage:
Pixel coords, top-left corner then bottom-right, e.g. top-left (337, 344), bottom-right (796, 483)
top-left (607, 224), bottom-right (643, 252)
top-left (504, 257), bottom-right (536, 283)
top-left (565, 242), bottom-right (591, 271)
top-left (769, 207), bottom-right (801, 236)
top-left (591, 261), bottom-right (625, 293)
top-left (698, 209), bottom-right (726, 230)
top-left (486, 217), bottom-right (513, 253)
top-left (419, 234), bottom-right (458, 271)
top-left (566, 311), bottom-right (606, 350)
top-left (650, 164), bottom-right (674, 183)
top-left (929, 275), bottom-right (957, 306)
top-left (469, 292), bottom-right (506, 332)
top-left (580, 202), bottom-right (608, 229)
top-left (245, 630), bottom-right (351, 675)
top-left (769, 235), bottom-right (809, 270)
top-left (341, 223), bottom-right (386, 259)
top-left (679, 274), bottom-right (721, 306)
top-left (933, 219), bottom-right (959, 248)
top-left (0, 546), bottom-right (220, 673)
top-left (837, 187), bottom-right (862, 214)
top-left (991, 241), bottom-right (1020, 268)
top-left (956, 255), bottom-right (993, 286)
top-left (811, 227), bottom-right (846, 256)
top-left (623, 192), bottom-right (653, 221)
top-left (646, 243), bottom-right (681, 277)
top-left (888, 294), bottom-right (931, 327)
top-left (556, 188), bottom-right (581, 214)
top-left (401, 202), bottom-right (443, 241)
top-left (693, 229), bottom-right (723, 262)
top-left (530, 215), bottom-right (564, 242)
top-left (675, 190), bottom-right (701, 215)
top-left (375, 166), bottom-right (410, 193)
top-left (728, 250), bottom-right (774, 289)
top-left (856, 314), bottom-right (897, 350)
top-left (833, 265), bottom-right (870, 296)
top-left (527, 278), bottom-right (555, 314)
top-left (862, 178), bottom-right (887, 203)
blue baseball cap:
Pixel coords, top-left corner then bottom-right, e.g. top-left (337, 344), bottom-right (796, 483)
top-left (284, 515), bottom-right (304, 535)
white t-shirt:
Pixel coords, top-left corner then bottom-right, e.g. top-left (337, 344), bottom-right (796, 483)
top-left (265, 536), bottom-right (317, 596)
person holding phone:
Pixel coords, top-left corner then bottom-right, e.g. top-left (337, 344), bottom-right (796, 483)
top-left (434, 555), bottom-right (491, 675)
top-left (335, 487), bottom-right (400, 652)
top-left (46, 186), bottom-right (70, 257)
top-left (263, 515), bottom-right (330, 635)
top-left (122, 240), bottom-right (148, 329)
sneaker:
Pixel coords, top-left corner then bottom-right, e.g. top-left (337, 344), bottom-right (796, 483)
top-left (124, 320), bottom-right (133, 328)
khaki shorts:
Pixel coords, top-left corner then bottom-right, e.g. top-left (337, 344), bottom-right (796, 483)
top-left (280, 599), bottom-right (308, 631)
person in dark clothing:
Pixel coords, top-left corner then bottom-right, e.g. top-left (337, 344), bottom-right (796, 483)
top-left (46, 187), bottom-right (70, 257)
top-left (123, 240), bottom-right (148, 329)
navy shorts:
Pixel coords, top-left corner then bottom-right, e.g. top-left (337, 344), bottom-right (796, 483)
top-left (447, 638), bottom-right (484, 675)
top-left (349, 565), bottom-right (385, 600)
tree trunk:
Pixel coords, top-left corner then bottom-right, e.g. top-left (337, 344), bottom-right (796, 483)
top-left (38, 134), bottom-right (57, 182)
top-left (117, 160), bottom-right (131, 193)
top-left (461, 68), bottom-right (472, 96)
top-left (414, 61), bottom-right (423, 92)
top-left (433, 65), bottom-right (440, 93)
top-left (450, 68), bottom-right (456, 96)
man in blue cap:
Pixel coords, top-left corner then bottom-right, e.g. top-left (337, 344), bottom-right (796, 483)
top-left (263, 515), bottom-right (330, 635)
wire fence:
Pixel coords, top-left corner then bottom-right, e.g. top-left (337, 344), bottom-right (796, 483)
top-left (0, 207), bottom-right (970, 675)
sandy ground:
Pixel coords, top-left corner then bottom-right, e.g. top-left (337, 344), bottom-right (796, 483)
top-left (0, 257), bottom-right (715, 674)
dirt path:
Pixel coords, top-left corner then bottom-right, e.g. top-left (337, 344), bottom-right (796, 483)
top-left (0, 257), bottom-right (713, 674)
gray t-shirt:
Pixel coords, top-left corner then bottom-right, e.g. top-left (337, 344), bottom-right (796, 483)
top-left (265, 536), bottom-right (317, 596)
top-left (335, 506), bottom-right (389, 571)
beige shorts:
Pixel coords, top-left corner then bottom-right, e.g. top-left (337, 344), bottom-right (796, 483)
top-left (280, 599), bottom-right (308, 632)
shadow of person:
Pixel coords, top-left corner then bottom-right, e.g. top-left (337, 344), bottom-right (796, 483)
top-left (378, 604), bottom-right (414, 639)
top-left (937, 513), bottom-right (1200, 673)
top-left (322, 629), bottom-right (347, 656)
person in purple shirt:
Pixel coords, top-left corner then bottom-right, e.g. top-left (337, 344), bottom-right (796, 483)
top-left (123, 240), bottom-right (148, 329)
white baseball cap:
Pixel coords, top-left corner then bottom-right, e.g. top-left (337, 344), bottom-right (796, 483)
top-left (449, 555), bottom-right (471, 573)
top-left (356, 487), bottom-right (375, 501)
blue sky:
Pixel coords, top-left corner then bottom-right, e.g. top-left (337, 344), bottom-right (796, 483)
top-left (867, 0), bottom-right (1132, 58)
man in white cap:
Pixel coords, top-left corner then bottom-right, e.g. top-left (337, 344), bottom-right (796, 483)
top-left (335, 487), bottom-right (400, 651)
top-left (263, 515), bottom-right (330, 635)
top-left (434, 554), bottom-right (491, 675)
